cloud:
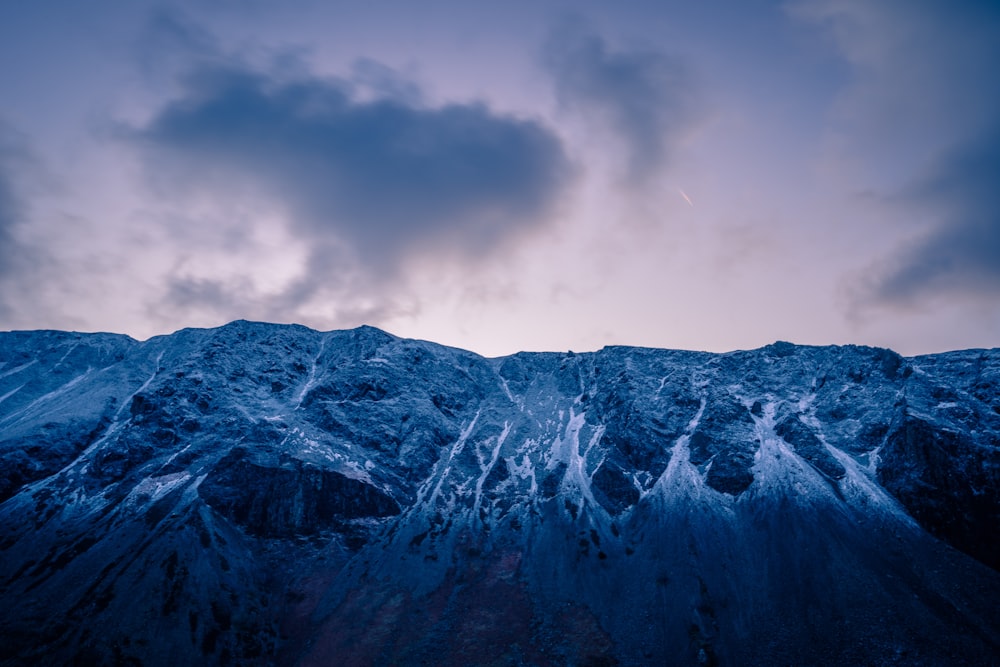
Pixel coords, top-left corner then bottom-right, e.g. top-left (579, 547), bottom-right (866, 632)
top-left (0, 124), bottom-right (31, 278)
top-left (132, 62), bottom-right (571, 270)
top-left (789, 0), bottom-right (1000, 183)
top-left (794, 1), bottom-right (1000, 308)
top-left (543, 19), bottom-right (699, 182)
top-left (122, 55), bottom-right (573, 327)
top-left (136, 7), bottom-right (219, 77)
top-left (863, 126), bottom-right (1000, 305)
top-left (0, 122), bottom-right (60, 325)
top-left (0, 168), bottom-right (18, 277)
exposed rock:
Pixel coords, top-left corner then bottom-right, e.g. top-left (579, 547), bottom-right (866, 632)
top-left (0, 323), bottom-right (997, 666)
top-left (199, 448), bottom-right (399, 537)
top-left (774, 415), bottom-right (845, 480)
top-left (591, 459), bottom-right (639, 513)
top-left (879, 415), bottom-right (1000, 571)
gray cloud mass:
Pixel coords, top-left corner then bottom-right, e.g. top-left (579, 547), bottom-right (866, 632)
top-left (134, 62), bottom-right (572, 270)
top-left (544, 20), bottom-right (698, 181)
top-left (867, 126), bottom-right (1000, 305)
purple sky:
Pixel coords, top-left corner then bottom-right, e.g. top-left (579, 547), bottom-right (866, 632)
top-left (1, 0), bottom-right (998, 355)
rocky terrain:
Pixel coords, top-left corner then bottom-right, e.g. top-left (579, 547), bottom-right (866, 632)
top-left (0, 321), bottom-right (998, 665)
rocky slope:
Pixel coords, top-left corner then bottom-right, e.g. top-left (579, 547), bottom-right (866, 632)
top-left (0, 322), bottom-right (998, 665)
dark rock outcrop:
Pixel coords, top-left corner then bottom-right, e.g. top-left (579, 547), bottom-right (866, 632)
top-left (879, 415), bottom-right (1000, 571)
top-left (199, 448), bottom-right (399, 537)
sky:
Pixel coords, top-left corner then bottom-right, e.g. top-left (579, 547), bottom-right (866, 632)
top-left (0, 0), bottom-right (998, 356)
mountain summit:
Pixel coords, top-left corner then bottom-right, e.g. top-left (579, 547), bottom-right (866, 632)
top-left (1, 322), bottom-right (998, 665)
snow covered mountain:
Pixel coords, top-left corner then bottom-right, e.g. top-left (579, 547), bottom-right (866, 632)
top-left (1, 321), bottom-right (998, 665)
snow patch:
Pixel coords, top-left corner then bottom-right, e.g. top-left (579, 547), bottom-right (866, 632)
top-left (0, 360), bottom-right (37, 379)
top-left (827, 446), bottom-right (917, 526)
top-left (473, 420), bottom-right (510, 523)
top-left (556, 408), bottom-right (597, 506)
top-left (0, 384), bottom-right (24, 404)
top-left (126, 472), bottom-right (191, 507)
top-left (295, 336), bottom-right (327, 409)
top-left (422, 409), bottom-right (481, 509)
top-left (649, 395), bottom-right (707, 501)
top-left (114, 351), bottom-right (164, 419)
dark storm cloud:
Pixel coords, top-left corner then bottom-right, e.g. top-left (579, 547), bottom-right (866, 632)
top-left (544, 20), bottom-right (698, 180)
top-left (133, 62), bottom-right (572, 269)
top-left (866, 127), bottom-right (1000, 305)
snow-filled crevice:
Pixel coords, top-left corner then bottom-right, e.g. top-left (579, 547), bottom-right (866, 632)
top-left (648, 395), bottom-right (707, 502)
top-left (0, 359), bottom-right (37, 380)
top-left (551, 408), bottom-right (599, 508)
top-left (825, 445), bottom-right (918, 527)
top-left (746, 400), bottom-right (843, 508)
top-left (418, 409), bottom-right (481, 512)
top-left (114, 351), bottom-right (165, 420)
top-left (507, 450), bottom-right (538, 497)
top-left (497, 374), bottom-right (523, 410)
top-left (294, 335), bottom-right (328, 410)
top-left (472, 420), bottom-right (511, 525)
top-left (0, 383), bottom-right (24, 405)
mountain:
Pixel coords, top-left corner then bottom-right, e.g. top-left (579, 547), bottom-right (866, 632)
top-left (1, 321), bottom-right (998, 665)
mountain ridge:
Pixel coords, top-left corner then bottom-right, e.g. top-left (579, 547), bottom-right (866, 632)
top-left (1, 321), bottom-right (998, 665)
top-left (9, 318), bottom-right (997, 357)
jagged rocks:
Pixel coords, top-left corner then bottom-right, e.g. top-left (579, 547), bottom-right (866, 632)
top-left (688, 399), bottom-right (758, 495)
top-left (703, 447), bottom-right (755, 495)
top-left (591, 460), bottom-right (639, 513)
top-left (199, 448), bottom-right (399, 537)
top-left (0, 416), bottom-right (111, 501)
top-left (774, 415), bottom-right (845, 480)
top-left (878, 415), bottom-right (1000, 571)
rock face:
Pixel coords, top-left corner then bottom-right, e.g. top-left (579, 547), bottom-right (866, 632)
top-left (0, 322), bottom-right (998, 666)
